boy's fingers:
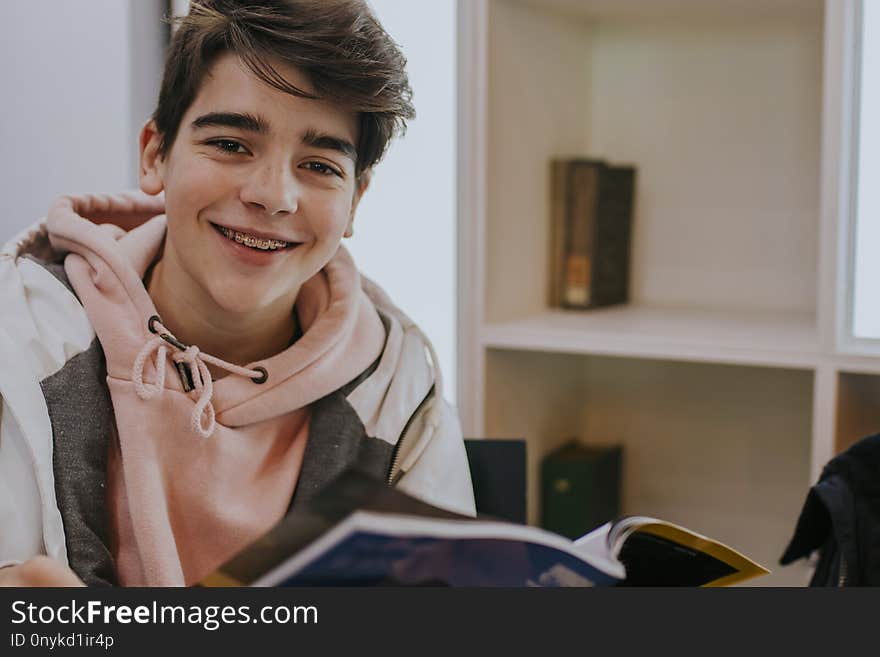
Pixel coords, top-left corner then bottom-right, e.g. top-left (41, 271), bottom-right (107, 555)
top-left (0, 556), bottom-right (85, 587)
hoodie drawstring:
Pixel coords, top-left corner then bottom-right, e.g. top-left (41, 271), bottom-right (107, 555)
top-left (132, 316), bottom-right (268, 438)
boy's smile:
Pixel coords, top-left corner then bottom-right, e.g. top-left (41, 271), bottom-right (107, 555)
top-left (213, 223), bottom-right (297, 251)
top-left (211, 221), bottom-right (299, 267)
top-left (139, 53), bottom-right (362, 336)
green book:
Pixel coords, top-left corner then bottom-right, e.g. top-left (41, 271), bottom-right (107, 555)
top-left (541, 441), bottom-right (623, 540)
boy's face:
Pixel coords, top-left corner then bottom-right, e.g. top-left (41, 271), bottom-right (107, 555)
top-left (139, 53), bottom-right (362, 317)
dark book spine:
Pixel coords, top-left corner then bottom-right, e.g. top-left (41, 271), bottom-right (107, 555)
top-left (549, 159), bottom-right (635, 310)
top-left (592, 166), bottom-right (635, 307)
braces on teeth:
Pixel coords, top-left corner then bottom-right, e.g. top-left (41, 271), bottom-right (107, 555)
top-left (218, 226), bottom-right (289, 251)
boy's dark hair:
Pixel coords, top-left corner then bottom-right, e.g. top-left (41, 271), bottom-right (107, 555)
top-left (153, 0), bottom-right (415, 179)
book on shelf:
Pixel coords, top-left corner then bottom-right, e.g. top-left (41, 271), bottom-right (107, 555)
top-left (200, 469), bottom-right (768, 587)
top-left (549, 158), bottom-right (636, 310)
top-left (541, 440), bottom-right (623, 540)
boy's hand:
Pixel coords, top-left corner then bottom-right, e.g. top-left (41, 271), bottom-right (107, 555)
top-left (0, 556), bottom-right (85, 587)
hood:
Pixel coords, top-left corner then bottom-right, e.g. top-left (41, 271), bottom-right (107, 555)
top-left (44, 191), bottom-right (388, 430)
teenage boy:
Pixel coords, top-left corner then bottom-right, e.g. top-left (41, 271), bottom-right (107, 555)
top-left (0, 0), bottom-right (474, 587)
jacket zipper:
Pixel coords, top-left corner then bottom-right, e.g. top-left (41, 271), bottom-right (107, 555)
top-left (838, 555), bottom-right (848, 587)
top-left (386, 386), bottom-right (436, 485)
top-left (386, 424), bottom-right (410, 485)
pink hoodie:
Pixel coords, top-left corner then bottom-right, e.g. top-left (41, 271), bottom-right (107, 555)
top-left (46, 192), bottom-right (386, 586)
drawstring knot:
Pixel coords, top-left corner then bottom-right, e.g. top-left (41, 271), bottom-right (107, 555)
top-left (131, 315), bottom-right (269, 438)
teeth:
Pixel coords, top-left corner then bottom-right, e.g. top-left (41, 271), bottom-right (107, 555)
top-left (218, 226), bottom-right (290, 251)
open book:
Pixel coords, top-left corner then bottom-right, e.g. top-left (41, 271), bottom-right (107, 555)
top-left (201, 470), bottom-right (768, 587)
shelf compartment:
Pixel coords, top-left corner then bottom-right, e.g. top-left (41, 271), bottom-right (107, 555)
top-left (484, 0), bottom-right (823, 324)
top-left (484, 350), bottom-right (815, 586)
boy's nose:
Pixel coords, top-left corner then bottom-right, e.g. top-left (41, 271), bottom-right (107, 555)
top-left (241, 162), bottom-right (299, 216)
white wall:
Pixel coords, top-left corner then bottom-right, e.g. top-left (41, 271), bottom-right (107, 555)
top-left (854, 0), bottom-right (880, 338)
top-left (346, 0), bottom-right (459, 402)
top-left (0, 0), bottom-right (165, 238)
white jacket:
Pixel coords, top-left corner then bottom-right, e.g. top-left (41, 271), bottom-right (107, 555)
top-left (0, 223), bottom-right (474, 573)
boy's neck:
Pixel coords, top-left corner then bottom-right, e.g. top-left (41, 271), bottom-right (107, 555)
top-left (145, 257), bottom-right (299, 377)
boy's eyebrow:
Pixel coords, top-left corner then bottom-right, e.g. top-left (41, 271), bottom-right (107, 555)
top-left (191, 111), bottom-right (269, 135)
top-left (191, 113), bottom-right (357, 163)
top-left (302, 128), bottom-right (357, 163)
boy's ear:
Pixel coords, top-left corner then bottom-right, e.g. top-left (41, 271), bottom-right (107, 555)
top-left (345, 170), bottom-right (371, 238)
top-left (139, 120), bottom-right (166, 195)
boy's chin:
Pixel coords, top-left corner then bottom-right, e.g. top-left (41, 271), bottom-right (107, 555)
top-left (206, 285), bottom-right (293, 318)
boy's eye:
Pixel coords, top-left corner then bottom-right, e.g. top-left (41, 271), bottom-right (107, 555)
top-left (208, 139), bottom-right (249, 155)
top-left (302, 161), bottom-right (341, 177)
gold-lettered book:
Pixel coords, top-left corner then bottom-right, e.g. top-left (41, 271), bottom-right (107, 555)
top-left (549, 158), bottom-right (636, 310)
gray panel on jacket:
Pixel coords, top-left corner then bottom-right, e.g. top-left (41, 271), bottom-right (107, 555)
top-left (291, 312), bottom-right (396, 506)
top-left (41, 338), bottom-right (116, 586)
top-left (292, 387), bottom-right (395, 507)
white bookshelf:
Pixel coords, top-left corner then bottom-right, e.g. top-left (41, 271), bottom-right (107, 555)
top-left (457, 0), bottom-right (879, 585)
